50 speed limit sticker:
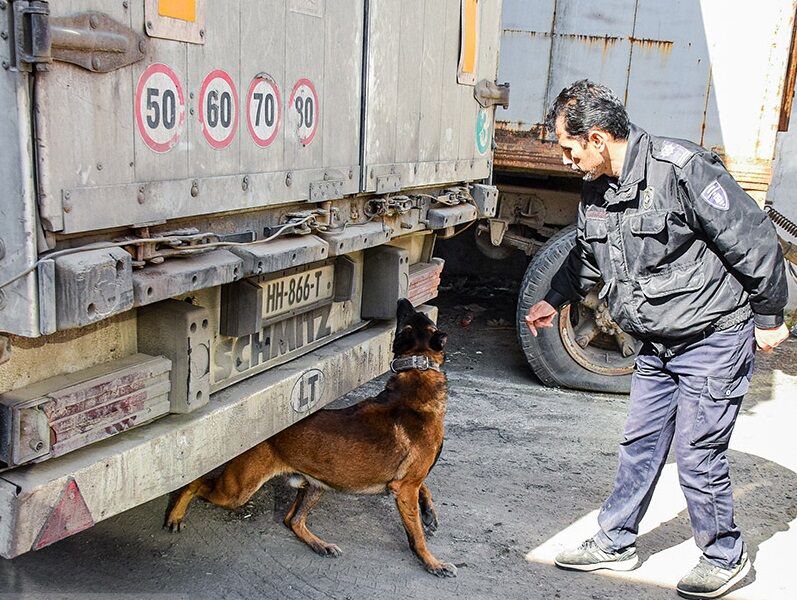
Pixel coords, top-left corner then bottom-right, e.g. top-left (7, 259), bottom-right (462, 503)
top-left (135, 63), bottom-right (186, 153)
top-left (246, 74), bottom-right (281, 148)
top-left (199, 70), bottom-right (239, 149)
top-left (288, 78), bottom-right (319, 146)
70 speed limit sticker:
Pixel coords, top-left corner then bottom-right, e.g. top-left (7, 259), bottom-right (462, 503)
top-left (288, 79), bottom-right (319, 146)
top-left (246, 74), bottom-right (281, 147)
top-left (135, 63), bottom-right (186, 153)
top-left (199, 70), bottom-right (239, 150)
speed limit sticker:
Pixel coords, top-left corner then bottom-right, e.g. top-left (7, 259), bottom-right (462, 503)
top-left (199, 70), bottom-right (239, 149)
top-left (135, 63), bottom-right (186, 153)
top-left (288, 78), bottom-right (319, 146)
top-left (246, 74), bottom-right (281, 148)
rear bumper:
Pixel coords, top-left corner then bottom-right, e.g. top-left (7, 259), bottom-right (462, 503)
top-left (0, 306), bottom-right (436, 559)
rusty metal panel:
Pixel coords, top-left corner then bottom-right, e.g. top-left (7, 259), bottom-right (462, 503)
top-left (699, 1), bottom-right (797, 190)
top-left (624, 0), bottom-right (707, 142)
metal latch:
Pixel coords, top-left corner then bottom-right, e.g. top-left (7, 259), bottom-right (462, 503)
top-left (474, 79), bottom-right (510, 110)
top-left (11, 2), bottom-right (146, 73)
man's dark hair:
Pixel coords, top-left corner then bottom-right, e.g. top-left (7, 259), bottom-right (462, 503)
top-left (546, 79), bottom-right (630, 141)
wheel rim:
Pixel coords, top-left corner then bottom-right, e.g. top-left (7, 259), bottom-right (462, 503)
top-left (558, 284), bottom-right (639, 376)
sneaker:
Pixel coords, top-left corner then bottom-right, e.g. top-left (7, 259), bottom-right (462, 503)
top-left (676, 553), bottom-right (750, 599)
top-left (553, 538), bottom-right (639, 572)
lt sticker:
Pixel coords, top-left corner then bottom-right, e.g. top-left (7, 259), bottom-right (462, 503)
top-left (700, 180), bottom-right (729, 211)
top-left (290, 368), bottom-right (325, 413)
top-left (475, 107), bottom-right (491, 154)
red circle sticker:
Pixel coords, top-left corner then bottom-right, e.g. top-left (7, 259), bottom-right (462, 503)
top-left (246, 74), bottom-right (281, 148)
top-left (288, 78), bottom-right (319, 146)
top-left (199, 69), bottom-right (239, 149)
top-left (135, 63), bottom-right (186, 153)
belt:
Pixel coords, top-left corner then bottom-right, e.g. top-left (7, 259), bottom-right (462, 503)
top-left (704, 304), bottom-right (753, 337)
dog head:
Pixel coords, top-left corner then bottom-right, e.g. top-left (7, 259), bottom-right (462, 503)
top-left (393, 299), bottom-right (448, 361)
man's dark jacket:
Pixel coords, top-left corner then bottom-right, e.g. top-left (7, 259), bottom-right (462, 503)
top-left (544, 123), bottom-right (788, 344)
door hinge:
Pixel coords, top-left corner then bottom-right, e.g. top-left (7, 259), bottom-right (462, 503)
top-left (474, 79), bottom-right (510, 110)
top-left (11, 1), bottom-right (146, 73)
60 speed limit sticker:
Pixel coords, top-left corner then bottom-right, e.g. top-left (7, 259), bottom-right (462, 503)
top-left (246, 74), bottom-right (281, 148)
top-left (199, 70), bottom-right (239, 149)
top-left (135, 63), bottom-right (186, 153)
top-left (288, 78), bottom-right (319, 146)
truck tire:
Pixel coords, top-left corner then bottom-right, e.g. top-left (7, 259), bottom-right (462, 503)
top-left (516, 226), bottom-right (635, 394)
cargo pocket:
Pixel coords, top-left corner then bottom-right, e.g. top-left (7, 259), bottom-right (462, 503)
top-left (690, 375), bottom-right (749, 448)
top-left (584, 216), bottom-right (608, 241)
top-left (628, 210), bottom-right (668, 235)
top-left (638, 261), bottom-right (705, 300)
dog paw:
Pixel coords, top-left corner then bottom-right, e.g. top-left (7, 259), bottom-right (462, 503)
top-left (163, 516), bottom-right (185, 533)
top-left (426, 562), bottom-right (457, 578)
top-left (312, 543), bottom-right (343, 558)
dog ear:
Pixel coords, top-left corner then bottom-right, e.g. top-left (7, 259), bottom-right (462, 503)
top-left (430, 330), bottom-right (448, 351)
top-left (396, 298), bottom-right (415, 324)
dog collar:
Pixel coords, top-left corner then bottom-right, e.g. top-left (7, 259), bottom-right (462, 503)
top-left (390, 355), bottom-right (442, 373)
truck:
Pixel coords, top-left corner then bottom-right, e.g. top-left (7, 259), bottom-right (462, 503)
top-left (0, 0), bottom-right (505, 558)
top-left (484, 0), bottom-right (797, 393)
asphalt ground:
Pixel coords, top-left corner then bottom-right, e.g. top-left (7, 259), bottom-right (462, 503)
top-left (0, 277), bottom-right (794, 600)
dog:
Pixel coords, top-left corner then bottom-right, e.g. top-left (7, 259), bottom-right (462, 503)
top-left (164, 298), bottom-right (456, 577)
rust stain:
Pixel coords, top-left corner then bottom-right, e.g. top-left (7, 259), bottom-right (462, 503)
top-left (629, 37), bottom-right (674, 54)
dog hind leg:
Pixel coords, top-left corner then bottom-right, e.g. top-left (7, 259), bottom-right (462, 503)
top-left (285, 485), bottom-right (342, 557)
top-left (418, 483), bottom-right (439, 534)
top-left (390, 481), bottom-right (456, 577)
top-left (164, 442), bottom-right (285, 531)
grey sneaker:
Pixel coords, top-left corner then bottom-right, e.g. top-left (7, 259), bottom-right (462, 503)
top-left (553, 538), bottom-right (639, 572)
top-left (676, 553), bottom-right (750, 599)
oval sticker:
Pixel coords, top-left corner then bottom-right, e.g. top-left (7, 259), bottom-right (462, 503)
top-left (135, 63), bottom-right (186, 153)
top-left (290, 368), bottom-right (325, 413)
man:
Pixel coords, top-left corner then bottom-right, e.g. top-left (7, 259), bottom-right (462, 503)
top-left (526, 80), bottom-right (789, 599)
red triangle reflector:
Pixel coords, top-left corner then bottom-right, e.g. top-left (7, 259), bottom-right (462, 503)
top-left (33, 478), bottom-right (95, 551)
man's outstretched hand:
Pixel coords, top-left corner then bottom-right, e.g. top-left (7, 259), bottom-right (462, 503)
top-left (755, 324), bottom-right (790, 353)
top-left (525, 301), bottom-right (557, 336)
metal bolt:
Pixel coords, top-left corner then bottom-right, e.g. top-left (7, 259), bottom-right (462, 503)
top-left (146, 20), bottom-right (153, 30)
top-left (0, 32), bottom-right (7, 41)
top-left (63, 202), bottom-right (72, 213)
top-left (1, 61), bottom-right (9, 70)
top-left (89, 14), bottom-right (99, 29)
top-left (189, 107), bottom-right (195, 115)
top-left (96, 162), bottom-right (103, 171)
top-left (190, 92), bottom-right (195, 99)
top-left (137, 187), bottom-right (145, 204)
top-left (64, 191), bottom-right (71, 199)
top-left (0, 1), bottom-right (6, 10)
top-left (242, 175), bottom-right (250, 191)
top-left (285, 172), bottom-right (293, 187)
top-left (190, 180), bottom-right (199, 197)
top-left (29, 440), bottom-right (44, 452)
top-left (123, 1), bottom-right (129, 8)
top-left (199, 29), bottom-right (205, 38)
top-left (348, 169), bottom-right (353, 180)
top-left (139, 40), bottom-right (146, 54)
top-left (91, 57), bottom-right (101, 70)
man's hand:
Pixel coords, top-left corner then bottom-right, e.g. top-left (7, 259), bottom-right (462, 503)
top-left (754, 324), bottom-right (790, 353)
top-left (525, 301), bottom-right (557, 336)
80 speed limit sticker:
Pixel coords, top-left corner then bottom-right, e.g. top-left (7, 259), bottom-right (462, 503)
top-left (135, 63), bottom-right (186, 153)
top-left (288, 78), bottom-right (319, 146)
top-left (199, 70), bottom-right (239, 149)
top-left (246, 74), bottom-right (281, 148)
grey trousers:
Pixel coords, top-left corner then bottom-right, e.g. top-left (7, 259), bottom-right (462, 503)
top-left (595, 319), bottom-right (755, 569)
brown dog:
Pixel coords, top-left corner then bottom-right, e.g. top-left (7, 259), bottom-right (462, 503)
top-left (164, 299), bottom-right (455, 576)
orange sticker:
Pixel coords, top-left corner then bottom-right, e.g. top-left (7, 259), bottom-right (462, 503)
top-left (462, 0), bottom-right (478, 74)
top-left (159, 0), bottom-right (196, 22)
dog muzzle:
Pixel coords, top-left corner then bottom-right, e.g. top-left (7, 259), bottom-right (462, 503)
top-left (390, 355), bottom-right (442, 373)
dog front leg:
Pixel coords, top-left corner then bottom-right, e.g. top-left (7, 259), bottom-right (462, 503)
top-left (419, 483), bottom-right (439, 534)
top-left (390, 482), bottom-right (456, 577)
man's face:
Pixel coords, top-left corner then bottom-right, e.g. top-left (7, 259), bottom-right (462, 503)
top-left (555, 116), bottom-right (610, 182)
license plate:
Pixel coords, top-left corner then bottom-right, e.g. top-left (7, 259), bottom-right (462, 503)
top-left (262, 265), bottom-right (335, 321)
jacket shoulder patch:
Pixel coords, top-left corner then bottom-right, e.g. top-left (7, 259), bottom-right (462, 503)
top-left (699, 180), bottom-right (729, 211)
top-left (651, 140), bottom-right (695, 168)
